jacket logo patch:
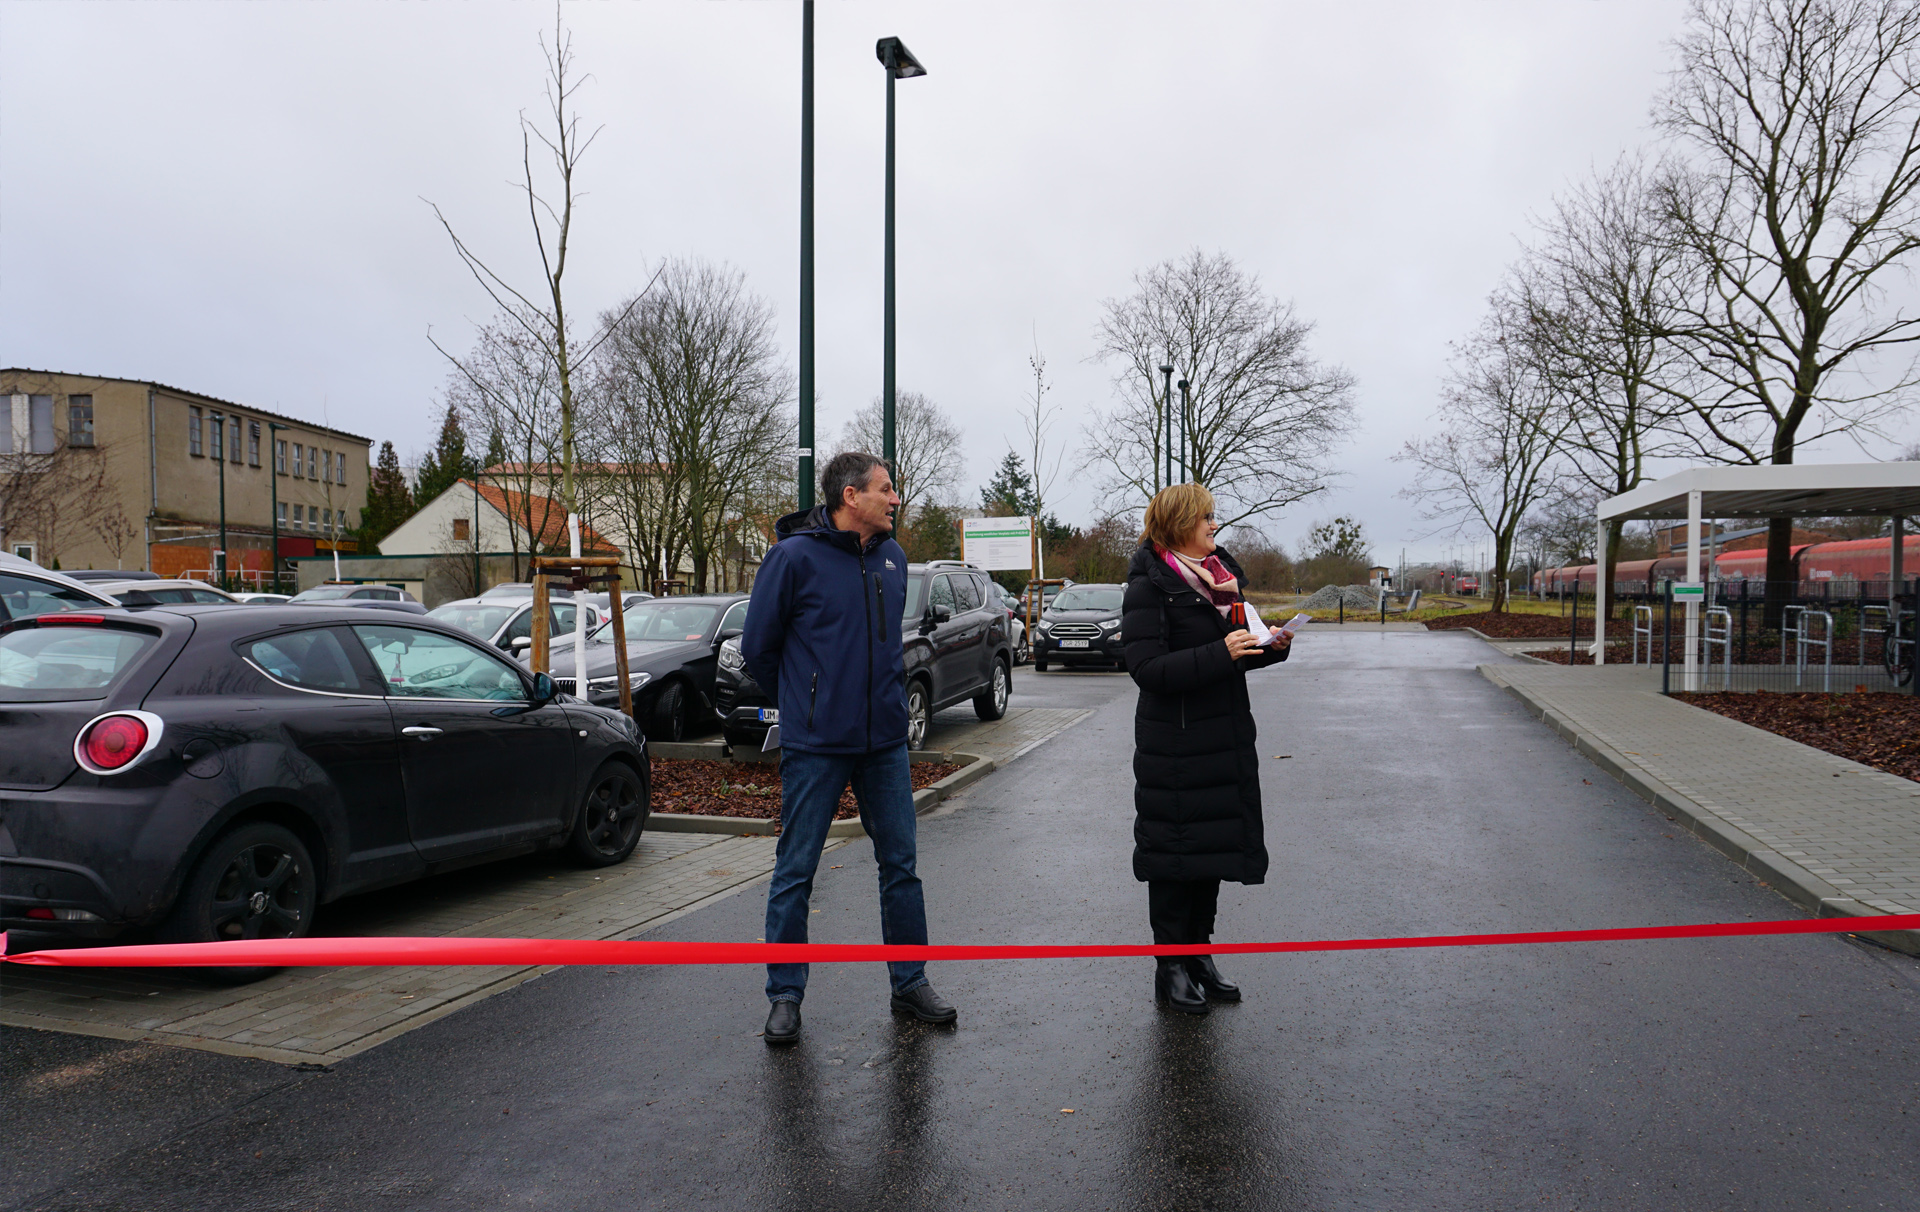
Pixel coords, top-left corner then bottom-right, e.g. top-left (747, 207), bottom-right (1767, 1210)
top-left (885, 559), bottom-right (897, 570)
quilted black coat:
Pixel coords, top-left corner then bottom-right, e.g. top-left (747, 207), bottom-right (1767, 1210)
top-left (1121, 539), bottom-right (1288, 884)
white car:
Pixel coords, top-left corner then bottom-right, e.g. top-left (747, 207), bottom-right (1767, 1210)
top-left (0, 556), bottom-right (121, 623)
top-left (425, 595), bottom-right (603, 657)
top-left (90, 578), bottom-right (237, 606)
top-left (231, 592), bottom-right (293, 605)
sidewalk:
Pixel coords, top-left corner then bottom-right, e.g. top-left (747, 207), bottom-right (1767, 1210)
top-left (1481, 662), bottom-right (1920, 952)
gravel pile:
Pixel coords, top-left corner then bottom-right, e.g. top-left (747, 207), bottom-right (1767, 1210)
top-left (1298, 584), bottom-right (1381, 609)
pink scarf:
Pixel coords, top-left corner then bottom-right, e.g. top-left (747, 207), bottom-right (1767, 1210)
top-left (1161, 546), bottom-right (1240, 620)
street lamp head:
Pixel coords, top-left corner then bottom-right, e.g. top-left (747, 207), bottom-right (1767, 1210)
top-left (1177, 379), bottom-right (1189, 392)
top-left (876, 37), bottom-right (927, 78)
top-left (1158, 364), bottom-right (1174, 376)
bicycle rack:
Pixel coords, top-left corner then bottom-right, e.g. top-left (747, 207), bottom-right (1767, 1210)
top-left (1863, 605), bottom-right (1890, 672)
top-left (1704, 606), bottom-right (1733, 691)
top-left (1630, 606), bottom-right (1654, 665)
top-left (1797, 610), bottom-right (1834, 692)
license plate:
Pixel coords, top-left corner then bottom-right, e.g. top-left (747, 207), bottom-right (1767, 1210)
top-left (1060, 639), bottom-right (1090, 648)
top-left (757, 708), bottom-right (780, 723)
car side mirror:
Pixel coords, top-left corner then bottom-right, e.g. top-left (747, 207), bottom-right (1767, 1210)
top-left (925, 603), bottom-right (953, 627)
top-left (716, 627), bottom-right (743, 645)
top-left (533, 671), bottom-right (556, 702)
top-left (510, 636), bottom-right (533, 651)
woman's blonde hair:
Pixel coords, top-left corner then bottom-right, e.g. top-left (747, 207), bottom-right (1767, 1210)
top-left (1141, 483), bottom-right (1215, 552)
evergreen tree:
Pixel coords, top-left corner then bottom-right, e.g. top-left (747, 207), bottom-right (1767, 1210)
top-left (481, 427), bottom-right (509, 476)
top-left (979, 451), bottom-right (1037, 517)
top-left (357, 440), bottom-right (415, 554)
top-left (414, 401), bottom-right (470, 505)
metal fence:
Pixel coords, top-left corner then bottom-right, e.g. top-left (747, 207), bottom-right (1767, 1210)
top-left (1616, 580), bottom-right (1917, 694)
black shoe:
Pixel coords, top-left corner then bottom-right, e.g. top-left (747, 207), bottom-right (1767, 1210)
top-left (890, 983), bottom-right (958, 1024)
top-left (1186, 955), bottom-right (1241, 1003)
top-left (764, 1000), bottom-right (802, 1044)
top-left (1154, 958), bottom-right (1209, 1015)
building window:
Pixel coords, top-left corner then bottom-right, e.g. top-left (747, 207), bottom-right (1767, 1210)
top-left (323, 509), bottom-right (334, 535)
top-left (211, 415), bottom-right (225, 463)
top-left (307, 446), bottom-right (319, 479)
top-left (26, 396), bottom-right (55, 454)
top-left (334, 450), bottom-right (347, 485)
top-left (67, 396), bottom-right (94, 448)
top-left (276, 502), bottom-right (288, 529)
top-left (229, 417), bottom-right (245, 463)
top-left (189, 407), bottom-right (203, 456)
top-left (291, 443), bottom-right (303, 478)
top-left (11, 543), bottom-right (35, 563)
top-left (248, 421), bottom-right (261, 467)
top-left (453, 518), bottom-right (470, 542)
top-left (275, 439), bottom-right (287, 474)
top-left (292, 504), bottom-right (304, 530)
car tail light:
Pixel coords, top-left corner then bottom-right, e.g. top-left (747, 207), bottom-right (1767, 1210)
top-left (73, 710), bottom-right (165, 775)
top-left (38, 614), bottom-right (109, 626)
top-left (25, 907), bottom-right (55, 920)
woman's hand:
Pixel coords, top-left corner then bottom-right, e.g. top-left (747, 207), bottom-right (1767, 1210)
top-left (1269, 630), bottom-right (1292, 653)
top-left (1225, 629), bottom-right (1263, 660)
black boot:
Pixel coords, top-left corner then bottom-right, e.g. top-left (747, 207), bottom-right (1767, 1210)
top-left (1154, 958), bottom-right (1209, 1015)
top-left (764, 999), bottom-right (802, 1044)
top-left (1185, 955), bottom-right (1241, 1003)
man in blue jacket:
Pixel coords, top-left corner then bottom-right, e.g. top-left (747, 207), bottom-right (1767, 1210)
top-left (742, 451), bottom-right (957, 1044)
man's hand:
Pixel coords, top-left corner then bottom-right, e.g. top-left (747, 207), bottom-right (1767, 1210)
top-left (1225, 629), bottom-right (1263, 660)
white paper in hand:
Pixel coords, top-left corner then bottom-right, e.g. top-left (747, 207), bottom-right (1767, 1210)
top-left (1278, 612), bottom-right (1312, 637)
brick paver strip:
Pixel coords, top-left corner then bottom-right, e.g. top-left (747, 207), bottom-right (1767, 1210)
top-left (1481, 663), bottom-right (1920, 954)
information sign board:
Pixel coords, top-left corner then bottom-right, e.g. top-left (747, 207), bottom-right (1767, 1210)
top-left (1672, 584), bottom-right (1707, 601)
top-left (962, 516), bottom-right (1034, 571)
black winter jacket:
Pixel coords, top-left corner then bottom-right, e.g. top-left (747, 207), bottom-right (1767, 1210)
top-left (1122, 540), bottom-right (1288, 884)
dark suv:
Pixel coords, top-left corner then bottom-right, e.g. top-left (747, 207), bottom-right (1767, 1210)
top-left (718, 562), bottom-right (1012, 751)
top-left (1033, 583), bottom-right (1127, 671)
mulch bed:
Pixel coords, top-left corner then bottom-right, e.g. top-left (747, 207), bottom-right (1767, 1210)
top-left (1673, 691), bottom-right (1920, 783)
top-left (650, 758), bottom-right (962, 821)
top-left (1425, 611), bottom-right (1585, 638)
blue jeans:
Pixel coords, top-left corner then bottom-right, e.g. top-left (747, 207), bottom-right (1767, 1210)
top-left (764, 744), bottom-right (928, 1003)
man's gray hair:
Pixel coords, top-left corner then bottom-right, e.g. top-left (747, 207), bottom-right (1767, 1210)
top-left (821, 451), bottom-right (889, 508)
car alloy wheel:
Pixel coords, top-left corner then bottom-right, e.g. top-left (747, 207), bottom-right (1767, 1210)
top-left (974, 659), bottom-right (1009, 721)
top-left (158, 822), bottom-right (316, 983)
top-left (906, 681), bottom-right (930, 751)
top-left (1015, 635), bottom-right (1031, 665)
top-left (569, 762), bottom-right (648, 866)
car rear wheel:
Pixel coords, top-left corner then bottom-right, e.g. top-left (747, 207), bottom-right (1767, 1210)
top-left (906, 679), bottom-right (931, 751)
top-left (1014, 632), bottom-right (1031, 665)
top-left (973, 658), bottom-right (1010, 721)
top-left (158, 822), bottom-right (316, 984)
top-left (568, 761), bottom-right (649, 866)
top-left (647, 682), bottom-right (687, 742)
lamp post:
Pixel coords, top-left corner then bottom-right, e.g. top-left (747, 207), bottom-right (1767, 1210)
top-left (209, 411), bottom-right (228, 584)
top-left (876, 35), bottom-right (926, 470)
top-left (471, 459), bottom-right (482, 594)
top-left (1177, 378), bottom-right (1191, 483)
top-left (1157, 363), bottom-right (1174, 490)
top-left (268, 422), bottom-right (287, 593)
top-left (798, 0), bottom-right (816, 511)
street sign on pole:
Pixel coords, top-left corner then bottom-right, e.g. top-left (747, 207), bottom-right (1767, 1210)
top-left (962, 516), bottom-right (1034, 571)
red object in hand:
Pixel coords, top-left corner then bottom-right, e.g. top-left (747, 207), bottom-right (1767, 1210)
top-left (81, 716), bottom-right (149, 770)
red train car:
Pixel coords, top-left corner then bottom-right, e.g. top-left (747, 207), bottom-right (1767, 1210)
top-left (1533, 535), bottom-right (1920, 593)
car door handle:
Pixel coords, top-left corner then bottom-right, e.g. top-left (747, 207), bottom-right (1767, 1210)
top-left (402, 726), bottom-right (444, 739)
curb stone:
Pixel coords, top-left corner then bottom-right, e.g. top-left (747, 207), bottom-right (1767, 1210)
top-left (1479, 665), bottom-right (1919, 956)
top-left (645, 751), bottom-right (996, 839)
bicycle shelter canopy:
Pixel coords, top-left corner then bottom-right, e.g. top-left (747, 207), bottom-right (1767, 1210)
top-left (1593, 463), bottom-right (1920, 676)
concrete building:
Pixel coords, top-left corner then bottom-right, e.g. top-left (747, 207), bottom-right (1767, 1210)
top-left (0, 369), bottom-right (370, 583)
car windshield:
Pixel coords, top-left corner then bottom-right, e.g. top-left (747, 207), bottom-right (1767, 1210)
top-left (0, 573), bottom-right (104, 623)
top-left (0, 626), bottom-right (158, 702)
top-left (427, 603), bottom-right (517, 639)
top-left (290, 586), bottom-right (359, 602)
top-left (593, 601), bottom-right (722, 643)
top-left (1050, 587), bottom-right (1123, 612)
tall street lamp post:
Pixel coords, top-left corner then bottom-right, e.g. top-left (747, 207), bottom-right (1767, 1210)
top-left (1158, 363), bottom-right (1174, 490)
top-left (876, 35), bottom-right (926, 469)
top-left (268, 422), bottom-right (286, 592)
top-left (1167, 380), bottom-right (1182, 484)
top-left (209, 411), bottom-right (228, 584)
top-left (798, 0), bottom-right (816, 511)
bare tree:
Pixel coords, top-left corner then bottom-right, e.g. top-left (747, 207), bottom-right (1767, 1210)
top-left (445, 316), bottom-right (568, 580)
top-left (1398, 306), bottom-right (1570, 612)
top-left (1086, 249), bottom-right (1356, 526)
top-left (1656, 0), bottom-right (1920, 595)
top-left (1018, 334), bottom-right (1066, 527)
top-left (1521, 155), bottom-right (1699, 591)
top-left (0, 431), bottom-right (116, 571)
top-left (594, 259), bottom-right (794, 592)
top-left (426, 6), bottom-right (651, 527)
top-left (833, 390), bottom-right (962, 546)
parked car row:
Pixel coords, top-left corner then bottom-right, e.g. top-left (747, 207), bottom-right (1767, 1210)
top-left (0, 553), bottom-right (649, 978)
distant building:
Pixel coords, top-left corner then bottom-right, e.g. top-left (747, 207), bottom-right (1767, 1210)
top-left (1, 368), bottom-right (368, 582)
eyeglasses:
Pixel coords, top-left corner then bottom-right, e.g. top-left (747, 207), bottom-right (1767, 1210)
top-left (1201, 513), bottom-right (1215, 522)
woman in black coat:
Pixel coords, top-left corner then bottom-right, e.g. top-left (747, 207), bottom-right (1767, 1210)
top-left (1121, 483), bottom-right (1290, 1015)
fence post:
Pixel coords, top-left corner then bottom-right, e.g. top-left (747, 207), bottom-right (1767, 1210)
top-left (1570, 584), bottom-right (1579, 664)
top-left (1662, 581), bottom-right (1673, 694)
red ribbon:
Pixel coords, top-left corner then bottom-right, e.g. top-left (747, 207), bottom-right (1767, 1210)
top-left (5, 913), bottom-right (1916, 969)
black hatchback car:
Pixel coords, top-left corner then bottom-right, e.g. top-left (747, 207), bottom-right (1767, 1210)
top-left (539, 594), bottom-right (750, 742)
top-left (1032, 583), bottom-right (1127, 671)
top-left (0, 605), bottom-right (648, 955)
top-left (717, 563), bottom-right (1012, 751)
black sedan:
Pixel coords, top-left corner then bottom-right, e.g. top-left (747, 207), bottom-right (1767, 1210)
top-left (1032, 583), bottom-right (1127, 671)
top-left (0, 604), bottom-right (648, 966)
top-left (543, 594), bottom-right (750, 742)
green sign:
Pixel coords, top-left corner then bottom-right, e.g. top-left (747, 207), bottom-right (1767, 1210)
top-left (1671, 584), bottom-right (1706, 601)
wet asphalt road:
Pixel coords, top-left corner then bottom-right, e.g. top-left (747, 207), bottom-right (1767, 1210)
top-left (7, 631), bottom-right (1920, 1211)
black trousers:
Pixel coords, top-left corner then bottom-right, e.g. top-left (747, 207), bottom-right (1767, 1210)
top-left (1147, 878), bottom-right (1220, 946)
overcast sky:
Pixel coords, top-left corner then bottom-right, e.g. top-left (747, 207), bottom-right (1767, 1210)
top-left (5, 1), bottom-right (1901, 564)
